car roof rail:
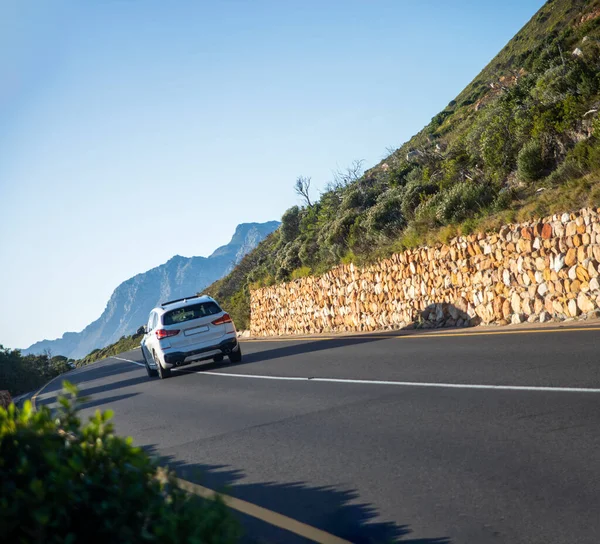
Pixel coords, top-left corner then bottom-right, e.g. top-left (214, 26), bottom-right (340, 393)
top-left (160, 294), bottom-right (202, 307)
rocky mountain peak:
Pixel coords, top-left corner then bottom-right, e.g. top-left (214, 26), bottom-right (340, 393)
top-left (23, 220), bottom-right (279, 359)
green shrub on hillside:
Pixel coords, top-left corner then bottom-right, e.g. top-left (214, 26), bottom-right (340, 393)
top-left (280, 206), bottom-right (301, 243)
top-left (569, 137), bottom-right (600, 171)
top-left (291, 266), bottom-right (312, 280)
top-left (278, 239), bottom-right (302, 278)
top-left (326, 209), bottom-right (360, 247)
top-left (415, 182), bottom-right (496, 226)
top-left (365, 189), bottom-right (406, 237)
top-left (0, 347), bottom-right (71, 397)
top-left (477, 102), bottom-right (518, 177)
top-left (400, 175), bottom-right (438, 219)
top-left (0, 383), bottom-right (239, 543)
top-left (436, 182), bottom-right (496, 223)
top-left (518, 140), bottom-right (546, 182)
top-left (76, 333), bottom-right (143, 367)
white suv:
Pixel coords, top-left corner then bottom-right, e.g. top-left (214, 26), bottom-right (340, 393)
top-left (140, 295), bottom-right (242, 379)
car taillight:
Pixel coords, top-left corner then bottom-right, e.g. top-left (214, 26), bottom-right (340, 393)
top-left (212, 313), bottom-right (232, 326)
top-left (156, 328), bottom-right (180, 339)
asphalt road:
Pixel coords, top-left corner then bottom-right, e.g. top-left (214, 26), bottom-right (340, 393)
top-left (36, 325), bottom-right (600, 543)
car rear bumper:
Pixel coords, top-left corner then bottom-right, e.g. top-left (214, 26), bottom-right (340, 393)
top-left (162, 337), bottom-right (239, 368)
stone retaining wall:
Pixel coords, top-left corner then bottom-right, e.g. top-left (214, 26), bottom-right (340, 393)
top-left (250, 207), bottom-right (600, 336)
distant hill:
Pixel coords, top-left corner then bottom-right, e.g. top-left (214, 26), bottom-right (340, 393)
top-left (24, 221), bottom-right (279, 359)
top-left (205, 0), bottom-right (600, 328)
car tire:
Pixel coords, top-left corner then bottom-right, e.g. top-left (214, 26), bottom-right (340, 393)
top-left (154, 351), bottom-right (171, 379)
top-left (228, 345), bottom-right (242, 363)
top-left (142, 348), bottom-right (158, 378)
top-left (212, 354), bottom-right (224, 363)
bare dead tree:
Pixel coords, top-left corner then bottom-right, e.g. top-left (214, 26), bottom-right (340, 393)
top-left (331, 159), bottom-right (365, 189)
top-left (295, 175), bottom-right (313, 207)
top-left (384, 145), bottom-right (398, 157)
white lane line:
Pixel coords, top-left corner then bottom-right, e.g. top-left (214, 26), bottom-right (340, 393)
top-left (113, 355), bottom-right (600, 394)
top-left (198, 371), bottom-right (600, 394)
top-left (113, 356), bottom-right (145, 367)
top-left (61, 355), bottom-right (350, 541)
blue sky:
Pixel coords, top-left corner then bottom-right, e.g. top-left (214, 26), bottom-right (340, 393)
top-left (0, 0), bottom-right (545, 350)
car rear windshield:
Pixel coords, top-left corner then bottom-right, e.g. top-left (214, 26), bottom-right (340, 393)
top-left (162, 301), bottom-right (222, 326)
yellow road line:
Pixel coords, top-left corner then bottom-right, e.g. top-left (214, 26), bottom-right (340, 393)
top-left (244, 326), bottom-right (600, 343)
top-left (396, 326), bottom-right (600, 339)
top-left (29, 369), bottom-right (351, 543)
top-left (176, 478), bottom-right (351, 544)
top-left (31, 372), bottom-right (67, 411)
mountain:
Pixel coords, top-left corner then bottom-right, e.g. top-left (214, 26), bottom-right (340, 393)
top-left (205, 0), bottom-right (600, 327)
top-left (24, 221), bottom-right (280, 359)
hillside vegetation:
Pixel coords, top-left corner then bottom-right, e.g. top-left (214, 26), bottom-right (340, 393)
top-left (0, 347), bottom-right (72, 397)
top-left (0, 334), bottom-right (143, 392)
top-left (75, 333), bottom-right (143, 367)
top-left (206, 0), bottom-right (600, 329)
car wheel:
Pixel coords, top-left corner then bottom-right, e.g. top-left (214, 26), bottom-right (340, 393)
top-left (212, 354), bottom-right (224, 363)
top-left (142, 347), bottom-right (158, 378)
top-left (228, 345), bottom-right (242, 363)
top-left (154, 351), bottom-right (171, 379)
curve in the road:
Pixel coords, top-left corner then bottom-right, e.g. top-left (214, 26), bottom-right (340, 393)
top-left (30, 359), bottom-right (353, 544)
top-left (30, 324), bottom-right (600, 543)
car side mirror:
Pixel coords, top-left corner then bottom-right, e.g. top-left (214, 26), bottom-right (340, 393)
top-left (136, 325), bottom-right (147, 335)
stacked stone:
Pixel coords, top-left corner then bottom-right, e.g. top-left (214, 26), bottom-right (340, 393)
top-left (250, 207), bottom-right (600, 337)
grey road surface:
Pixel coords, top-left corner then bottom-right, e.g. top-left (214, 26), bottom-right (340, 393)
top-left (36, 326), bottom-right (600, 543)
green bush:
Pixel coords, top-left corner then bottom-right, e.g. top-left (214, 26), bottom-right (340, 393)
top-left (290, 266), bottom-right (312, 280)
top-left (386, 162), bottom-right (413, 188)
top-left (569, 137), bottom-right (600, 171)
top-left (400, 175), bottom-right (437, 219)
top-left (0, 383), bottom-right (239, 543)
top-left (517, 140), bottom-right (546, 182)
top-left (326, 209), bottom-right (360, 247)
top-left (365, 189), bottom-right (406, 236)
top-left (280, 206), bottom-right (301, 244)
top-left (442, 182), bottom-right (496, 223)
top-left (477, 102), bottom-right (518, 176)
top-left (545, 158), bottom-right (583, 186)
top-left (0, 347), bottom-right (72, 397)
top-left (222, 287), bottom-right (251, 330)
top-left (339, 187), bottom-right (364, 211)
top-left (491, 187), bottom-right (516, 212)
top-left (416, 182), bottom-right (496, 225)
top-left (532, 65), bottom-right (569, 106)
top-left (280, 240), bottom-right (302, 274)
top-left (413, 191), bottom-right (444, 226)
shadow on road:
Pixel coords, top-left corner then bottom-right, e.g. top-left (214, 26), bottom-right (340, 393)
top-left (77, 375), bottom-right (150, 398)
top-left (35, 360), bottom-right (144, 409)
top-left (147, 446), bottom-right (451, 544)
top-left (54, 359), bottom-right (141, 390)
top-left (180, 335), bottom-right (392, 375)
top-left (78, 392), bottom-right (140, 411)
top-left (36, 347), bottom-right (453, 542)
top-left (191, 322), bottom-right (480, 375)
